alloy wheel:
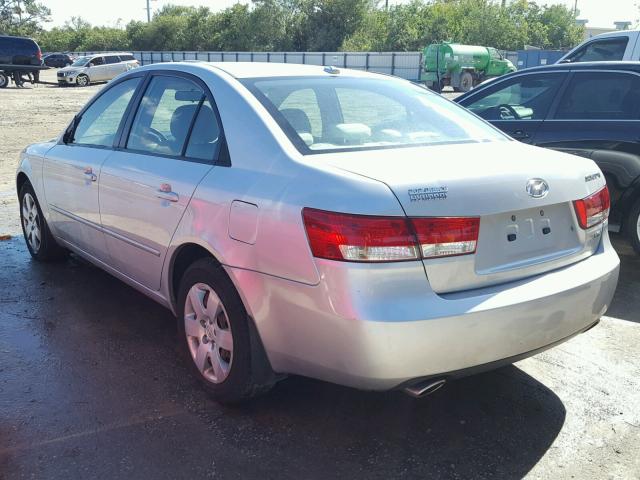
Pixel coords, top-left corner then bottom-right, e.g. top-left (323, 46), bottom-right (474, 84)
top-left (184, 283), bottom-right (233, 384)
top-left (22, 192), bottom-right (41, 253)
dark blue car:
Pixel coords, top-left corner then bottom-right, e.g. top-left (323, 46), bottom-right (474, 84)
top-left (456, 61), bottom-right (640, 254)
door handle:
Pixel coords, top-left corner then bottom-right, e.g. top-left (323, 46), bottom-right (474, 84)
top-left (156, 183), bottom-right (179, 202)
top-left (511, 129), bottom-right (531, 140)
top-left (83, 166), bottom-right (97, 182)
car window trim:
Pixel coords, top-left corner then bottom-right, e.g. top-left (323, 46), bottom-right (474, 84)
top-left (547, 69), bottom-right (640, 121)
top-left (59, 72), bottom-right (148, 150)
top-left (117, 70), bottom-right (230, 166)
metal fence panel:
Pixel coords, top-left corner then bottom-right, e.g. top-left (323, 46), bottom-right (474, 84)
top-left (70, 49), bottom-right (532, 80)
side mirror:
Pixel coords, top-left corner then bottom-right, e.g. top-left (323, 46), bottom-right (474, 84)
top-left (63, 115), bottom-right (80, 144)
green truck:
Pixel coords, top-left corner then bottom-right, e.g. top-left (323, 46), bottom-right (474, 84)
top-left (422, 42), bottom-right (516, 92)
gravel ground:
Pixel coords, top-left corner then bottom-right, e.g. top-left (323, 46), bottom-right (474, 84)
top-left (0, 68), bottom-right (638, 480)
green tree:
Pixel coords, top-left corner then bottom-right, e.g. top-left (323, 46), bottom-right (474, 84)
top-left (0, 0), bottom-right (50, 36)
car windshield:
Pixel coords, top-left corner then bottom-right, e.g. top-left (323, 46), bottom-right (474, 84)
top-left (71, 56), bottom-right (91, 67)
top-left (242, 76), bottom-right (507, 154)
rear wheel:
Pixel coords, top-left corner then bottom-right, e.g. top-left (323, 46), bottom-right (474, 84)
top-left (627, 198), bottom-right (640, 254)
top-left (177, 258), bottom-right (274, 403)
top-left (0, 72), bottom-right (8, 88)
top-left (76, 74), bottom-right (89, 87)
top-left (459, 71), bottom-right (474, 92)
top-left (19, 182), bottom-right (67, 261)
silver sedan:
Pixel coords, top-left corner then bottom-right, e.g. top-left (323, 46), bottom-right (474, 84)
top-left (16, 62), bottom-right (620, 402)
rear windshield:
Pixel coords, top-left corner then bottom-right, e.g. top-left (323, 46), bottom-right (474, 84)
top-left (242, 76), bottom-right (506, 154)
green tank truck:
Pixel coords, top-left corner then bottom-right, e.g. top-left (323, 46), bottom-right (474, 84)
top-left (422, 42), bottom-right (516, 92)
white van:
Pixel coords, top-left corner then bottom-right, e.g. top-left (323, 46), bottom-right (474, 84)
top-left (558, 30), bottom-right (640, 63)
top-left (57, 52), bottom-right (139, 86)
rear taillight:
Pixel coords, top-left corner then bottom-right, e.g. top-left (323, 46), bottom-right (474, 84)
top-left (573, 186), bottom-right (610, 229)
top-left (36, 49), bottom-right (42, 60)
top-left (302, 208), bottom-right (479, 263)
top-left (411, 217), bottom-right (480, 259)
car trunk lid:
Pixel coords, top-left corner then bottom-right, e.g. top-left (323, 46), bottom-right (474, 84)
top-left (315, 141), bottom-right (607, 293)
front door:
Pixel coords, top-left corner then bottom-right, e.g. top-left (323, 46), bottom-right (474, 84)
top-left (43, 76), bottom-right (142, 261)
top-left (460, 72), bottom-right (567, 144)
top-left (99, 73), bottom-right (222, 290)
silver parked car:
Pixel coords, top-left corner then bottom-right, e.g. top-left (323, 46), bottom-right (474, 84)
top-left (17, 62), bottom-right (619, 402)
top-left (57, 52), bottom-right (139, 87)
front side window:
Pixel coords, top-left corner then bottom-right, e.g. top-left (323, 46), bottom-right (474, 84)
top-left (244, 76), bottom-right (506, 153)
top-left (72, 77), bottom-right (141, 147)
top-left (554, 72), bottom-right (640, 120)
top-left (71, 56), bottom-right (91, 67)
top-left (89, 56), bottom-right (105, 66)
top-left (463, 74), bottom-right (564, 121)
top-left (127, 76), bottom-right (212, 157)
top-left (566, 38), bottom-right (628, 63)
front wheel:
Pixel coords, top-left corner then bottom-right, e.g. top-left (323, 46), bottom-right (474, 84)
top-left (177, 258), bottom-right (274, 403)
top-left (76, 74), bottom-right (89, 87)
top-left (19, 182), bottom-right (67, 261)
top-left (627, 198), bottom-right (640, 254)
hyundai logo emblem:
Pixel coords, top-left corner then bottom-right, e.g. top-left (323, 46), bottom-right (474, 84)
top-left (526, 178), bottom-right (549, 198)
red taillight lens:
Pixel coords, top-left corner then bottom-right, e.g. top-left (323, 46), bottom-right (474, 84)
top-left (411, 217), bottom-right (480, 258)
top-left (36, 49), bottom-right (42, 60)
top-left (302, 208), bottom-right (480, 262)
top-left (302, 208), bottom-right (419, 262)
top-left (573, 186), bottom-right (610, 229)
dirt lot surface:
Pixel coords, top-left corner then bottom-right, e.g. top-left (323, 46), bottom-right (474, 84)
top-left (0, 68), bottom-right (639, 479)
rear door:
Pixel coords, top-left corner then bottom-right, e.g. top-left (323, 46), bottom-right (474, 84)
top-left (104, 55), bottom-right (125, 79)
top-left (43, 76), bottom-right (143, 261)
top-left (460, 72), bottom-right (567, 143)
top-left (534, 69), bottom-right (640, 226)
top-left (99, 72), bottom-right (223, 290)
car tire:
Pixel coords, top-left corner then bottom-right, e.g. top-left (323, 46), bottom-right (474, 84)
top-left (460, 71), bottom-right (474, 92)
top-left (76, 74), bottom-right (89, 87)
top-left (627, 198), bottom-right (640, 254)
top-left (177, 258), bottom-right (274, 403)
top-left (19, 182), bottom-right (67, 261)
top-left (0, 72), bottom-right (8, 88)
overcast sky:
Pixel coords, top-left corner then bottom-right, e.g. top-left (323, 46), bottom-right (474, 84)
top-left (43, 0), bottom-right (637, 29)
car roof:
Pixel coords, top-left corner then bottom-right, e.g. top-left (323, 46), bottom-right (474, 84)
top-left (516, 61), bottom-right (640, 74)
top-left (195, 61), bottom-right (383, 79)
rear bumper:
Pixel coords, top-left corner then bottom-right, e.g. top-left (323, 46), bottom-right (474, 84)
top-left (229, 231), bottom-right (619, 391)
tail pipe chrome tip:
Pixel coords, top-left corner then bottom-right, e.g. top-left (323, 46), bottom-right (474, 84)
top-left (403, 378), bottom-right (446, 398)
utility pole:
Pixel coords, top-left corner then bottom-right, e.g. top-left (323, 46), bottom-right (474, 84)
top-left (145, 0), bottom-right (152, 22)
top-left (573, 0), bottom-right (578, 17)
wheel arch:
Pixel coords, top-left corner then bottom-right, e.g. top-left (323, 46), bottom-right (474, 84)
top-left (16, 171), bottom-right (30, 194)
top-left (167, 241), bottom-right (277, 384)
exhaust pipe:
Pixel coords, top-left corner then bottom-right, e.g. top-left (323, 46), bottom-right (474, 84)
top-left (403, 378), bottom-right (446, 398)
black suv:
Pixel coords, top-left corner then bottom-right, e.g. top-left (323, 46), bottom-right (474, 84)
top-left (456, 62), bottom-right (640, 253)
top-left (43, 53), bottom-right (73, 68)
top-left (0, 35), bottom-right (42, 66)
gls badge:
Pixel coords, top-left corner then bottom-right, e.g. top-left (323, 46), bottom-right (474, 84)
top-left (526, 178), bottom-right (549, 198)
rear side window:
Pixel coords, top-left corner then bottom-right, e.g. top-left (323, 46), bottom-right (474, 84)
top-left (554, 72), bottom-right (640, 120)
top-left (73, 77), bottom-right (141, 147)
top-left (127, 76), bottom-right (209, 157)
top-left (105, 56), bottom-right (120, 64)
top-left (566, 38), bottom-right (628, 62)
top-left (464, 74), bottom-right (563, 121)
top-left (184, 98), bottom-right (221, 160)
